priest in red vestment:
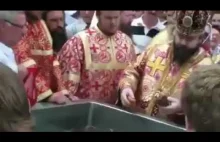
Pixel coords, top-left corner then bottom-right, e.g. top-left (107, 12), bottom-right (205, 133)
top-left (13, 11), bottom-right (70, 105)
top-left (58, 11), bottom-right (136, 104)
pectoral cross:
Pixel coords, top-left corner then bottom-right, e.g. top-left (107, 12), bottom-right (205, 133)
top-left (146, 57), bottom-right (165, 76)
top-left (90, 44), bottom-right (99, 53)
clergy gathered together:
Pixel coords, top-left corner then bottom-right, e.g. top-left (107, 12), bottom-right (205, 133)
top-left (1, 10), bottom-right (220, 132)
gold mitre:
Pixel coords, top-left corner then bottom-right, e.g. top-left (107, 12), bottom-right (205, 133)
top-left (176, 10), bottom-right (210, 35)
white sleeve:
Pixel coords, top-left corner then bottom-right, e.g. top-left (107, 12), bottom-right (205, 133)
top-left (0, 51), bottom-right (18, 73)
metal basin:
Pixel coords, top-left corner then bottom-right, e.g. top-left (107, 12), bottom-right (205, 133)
top-left (32, 101), bottom-right (186, 132)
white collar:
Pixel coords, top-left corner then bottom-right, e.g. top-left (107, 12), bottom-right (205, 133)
top-left (0, 42), bottom-right (13, 53)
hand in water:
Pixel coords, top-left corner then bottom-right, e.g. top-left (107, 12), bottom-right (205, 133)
top-left (68, 95), bottom-right (80, 102)
top-left (121, 88), bottom-right (136, 107)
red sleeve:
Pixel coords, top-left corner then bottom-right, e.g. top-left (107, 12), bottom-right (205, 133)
top-left (24, 67), bottom-right (39, 107)
top-left (58, 36), bottom-right (84, 96)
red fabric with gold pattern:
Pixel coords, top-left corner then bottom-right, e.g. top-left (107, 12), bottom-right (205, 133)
top-left (13, 21), bottom-right (67, 102)
top-left (58, 28), bottom-right (136, 104)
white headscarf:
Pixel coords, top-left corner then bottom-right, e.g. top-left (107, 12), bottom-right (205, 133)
top-left (65, 11), bottom-right (77, 16)
top-left (90, 11), bottom-right (98, 28)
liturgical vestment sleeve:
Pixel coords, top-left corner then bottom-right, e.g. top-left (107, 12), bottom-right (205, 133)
top-left (58, 36), bottom-right (83, 96)
top-left (119, 48), bottom-right (153, 93)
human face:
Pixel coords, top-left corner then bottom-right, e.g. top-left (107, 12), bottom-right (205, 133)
top-left (134, 11), bottom-right (143, 18)
top-left (120, 11), bottom-right (135, 26)
top-left (144, 11), bottom-right (157, 16)
top-left (0, 12), bottom-right (27, 47)
top-left (156, 11), bottom-right (166, 20)
top-left (45, 11), bottom-right (65, 32)
top-left (98, 11), bottom-right (120, 35)
top-left (79, 11), bottom-right (95, 24)
top-left (212, 14), bottom-right (220, 27)
top-left (174, 30), bottom-right (203, 49)
top-left (173, 30), bottom-right (203, 65)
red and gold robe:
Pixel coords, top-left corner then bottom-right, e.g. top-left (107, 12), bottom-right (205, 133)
top-left (119, 41), bottom-right (213, 123)
top-left (58, 26), bottom-right (136, 104)
top-left (14, 20), bottom-right (68, 103)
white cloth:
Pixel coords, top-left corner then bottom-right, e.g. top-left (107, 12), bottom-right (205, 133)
top-left (66, 18), bottom-right (87, 39)
top-left (65, 11), bottom-right (78, 26)
top-left (65, 11), bottom-right (77, 16)
top-left (0, 42), bottom-right (18, 73)
top-left (131, 16), bottom-right (166, 54)
top-left (90, 11), bottom-right (98, 28)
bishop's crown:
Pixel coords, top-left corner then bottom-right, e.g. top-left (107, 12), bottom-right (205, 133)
top-left (176, 11), bottom-right (210, 35)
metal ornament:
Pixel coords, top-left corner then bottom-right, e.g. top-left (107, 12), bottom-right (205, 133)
top-left (182, 16), bottom-right (193, 28)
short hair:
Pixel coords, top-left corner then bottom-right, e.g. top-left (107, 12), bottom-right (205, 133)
top-left (0, 63), bottom-right (33, 132)
top-left (42, 11), bottom-right (65, 21)
top-left (181, 65), bottom-right (220, 132)
top-left (96, 11), bottom-right (121, 17)
top-left (0, 11), bottom-right (24, 23)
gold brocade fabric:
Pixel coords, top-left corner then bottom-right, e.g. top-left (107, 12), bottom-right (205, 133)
top-left (58, 26), bottom-right (136, 104)
top-left (13, 20), bottom-right (68, 101)
top-left (119, 41), bottom-right (213, 116)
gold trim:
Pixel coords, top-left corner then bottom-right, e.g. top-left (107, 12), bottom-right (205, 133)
top-left (144, 46), bottom-right (206, 115)
top-left (37, 89), bottom-right (53, 102)
top-left (19, 59), bottom-right (36, 68)
top-left (63, 73), bottom-right (80, 82)
top-left (31, 49), bottom-right (53, 56)
top-left (78, 28), bottom-right (132, 70)
top-left (40, 20), bottom-right (53, 46)
top-left (212, 55), bottom-right (220, 64)
top-left (78, 32), bottom-right (92, 70)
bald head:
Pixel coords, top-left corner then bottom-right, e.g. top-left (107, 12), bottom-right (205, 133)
top-left (0, 11), bottom-right (24, 24)
top-left (0, 11), bottom-right (27, 47)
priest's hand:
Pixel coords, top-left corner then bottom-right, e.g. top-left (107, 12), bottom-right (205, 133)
top-left (158, 97), bottom-right (181, 116)
top-left (121, 88), bottom-right (136, 107)
top-left (68, 95), bottom-right (80, 102)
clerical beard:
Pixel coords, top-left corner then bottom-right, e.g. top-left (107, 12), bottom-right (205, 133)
top-left (173, 43), bottom-right (200, 66)
top-left (119, 23), bottom-right (133, 39)
top-left (50, 27), bottom-right (68, 53)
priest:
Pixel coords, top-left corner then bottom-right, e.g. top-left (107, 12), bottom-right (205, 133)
top-left (118, 11), bottom-right (213, 125)
top-left (13, 11), bottom-right (69, 105)
top-left (58, 11), bottom-right (136, 104)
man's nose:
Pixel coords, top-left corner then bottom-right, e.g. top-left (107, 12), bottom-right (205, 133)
top-left (57, 20), bottom-right (64, 28)
top-left (22, 25), bottom-right (28, 35)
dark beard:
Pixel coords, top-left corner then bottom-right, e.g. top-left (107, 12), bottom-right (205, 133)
top-left (173, 43), bottom-right (199, 66)
top-left (119, 23), bottom-right (132, 39)
top-left (50, 27), bottom-right (68, 53)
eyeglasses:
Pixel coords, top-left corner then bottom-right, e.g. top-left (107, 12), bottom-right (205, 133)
top-left (4, 20), bottom-right (26, 29)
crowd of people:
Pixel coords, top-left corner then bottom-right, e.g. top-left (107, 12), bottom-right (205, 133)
top-left (0, 10), bottom-right (220, 132)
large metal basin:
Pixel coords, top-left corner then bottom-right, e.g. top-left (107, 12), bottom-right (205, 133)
top-left (32, 101), bottom-right (185, 132)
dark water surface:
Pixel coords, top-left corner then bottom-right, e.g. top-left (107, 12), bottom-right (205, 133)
top-left (69, 126), bottom-right (115, 132)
